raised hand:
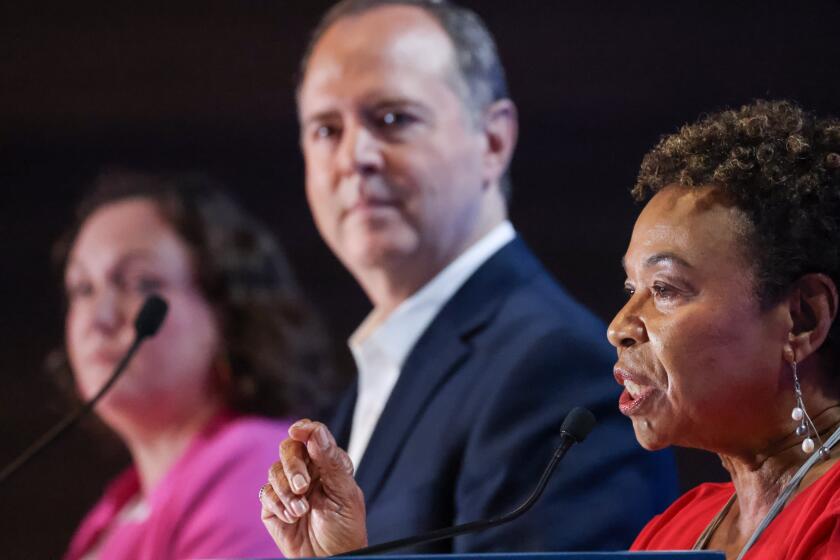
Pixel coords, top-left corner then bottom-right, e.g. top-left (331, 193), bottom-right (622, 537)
top-left (260, 419), bottom-right (368, 557)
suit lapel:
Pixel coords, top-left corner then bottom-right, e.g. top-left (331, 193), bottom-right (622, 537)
top-left (329, 384), bottom-right (357, 449)
top-left (353, 237), bottom-right (544, 503)
top-left (353, 315), bottom-right (471, 502)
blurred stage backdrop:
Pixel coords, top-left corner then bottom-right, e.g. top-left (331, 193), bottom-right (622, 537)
top-left (2, 0), bottom-right (840, 557)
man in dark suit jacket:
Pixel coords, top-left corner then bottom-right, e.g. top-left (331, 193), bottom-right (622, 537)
top-left (260, 0), bottom-right (677, 555)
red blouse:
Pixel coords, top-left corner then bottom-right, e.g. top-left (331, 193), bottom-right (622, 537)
top-left (631, 460), bottom-right (840, 559)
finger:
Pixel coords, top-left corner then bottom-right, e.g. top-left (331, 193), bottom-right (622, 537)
top-left (259, 483), bottom-right (295, 524)
top-left (304, 423), bottom-right (337, 464)
top-left (289, 420), bottom-right (340, 476)
top-left (305, 425), bottom-right (359, 500)
top-left (322, 444), bottom-right (354, 477)
top-left (338, 447), bottom-right (354, 476)
top-left (268, 460), bottom-right (310, 519)
top-left (280, 438), bottom-right (311, 495)
top-left (261, 510), bottom-right (290, 556)
top-left (287, 418), bottom-right (319, 443)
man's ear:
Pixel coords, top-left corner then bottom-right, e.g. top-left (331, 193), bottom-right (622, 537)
top-left (480, 99), bottom-right (518, 188)
top-left (786, 273), bottom-right (839, 362)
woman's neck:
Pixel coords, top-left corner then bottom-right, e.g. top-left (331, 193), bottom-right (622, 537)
top-left (720, 448), bottom-right (803, 536)
top-left (116, 401), bottom-right (224, 495)
top-left (710, 406), bottom-right (840, 556)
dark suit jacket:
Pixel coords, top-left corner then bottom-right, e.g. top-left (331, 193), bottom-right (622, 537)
top-left (330, 237), bottom-right (677, 552)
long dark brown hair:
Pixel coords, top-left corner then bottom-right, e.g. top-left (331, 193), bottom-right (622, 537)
top-left (52, 168), bottom-right (337, 418)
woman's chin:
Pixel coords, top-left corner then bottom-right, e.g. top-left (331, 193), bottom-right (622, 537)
top-left (86, 386), bottom-right (153, 422)
top-left (631, 417), bottom-right (670, 451)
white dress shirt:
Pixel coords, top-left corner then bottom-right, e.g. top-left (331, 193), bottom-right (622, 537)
top-left (346, 221), bottom-right (516, 468)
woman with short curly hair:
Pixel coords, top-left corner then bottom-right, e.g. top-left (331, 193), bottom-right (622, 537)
top-left (620, 99), bottom-right (840, 558)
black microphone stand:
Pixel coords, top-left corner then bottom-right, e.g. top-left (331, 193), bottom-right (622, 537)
top-left (0, 295), bottom-right (168, 486)
top-left (336, 406), bottom-right (596, 556)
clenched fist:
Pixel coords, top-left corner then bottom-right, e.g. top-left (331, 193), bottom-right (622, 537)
top-left (260, 419), bottom-right (368, 557)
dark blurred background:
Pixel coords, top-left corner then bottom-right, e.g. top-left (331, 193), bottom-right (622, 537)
top-left (2, 0), bottom-right (840, 557)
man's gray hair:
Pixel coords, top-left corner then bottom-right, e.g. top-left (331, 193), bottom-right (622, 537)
top-left (297, 0), bottom-right (509, 119)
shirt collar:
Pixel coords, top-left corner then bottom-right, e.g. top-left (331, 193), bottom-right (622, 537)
top-left (349, 220), bottom-right (516, 371)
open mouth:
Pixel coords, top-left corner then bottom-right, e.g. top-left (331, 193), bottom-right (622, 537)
top-left (618, 380), bottom-right (655, 415)
top-left (624, 379), bottom-right (644, 399)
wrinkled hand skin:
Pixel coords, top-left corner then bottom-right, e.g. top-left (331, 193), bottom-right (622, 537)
top-left (260, 419), bottom-right (368, 557)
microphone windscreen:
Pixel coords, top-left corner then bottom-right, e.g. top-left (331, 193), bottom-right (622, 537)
top-left (560, 407), bottom-right (597, 443)
top-left (134, 295), bottom-right (169, 339)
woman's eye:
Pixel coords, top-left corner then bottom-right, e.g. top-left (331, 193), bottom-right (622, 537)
top-left (129, 276), bottom-right (164, 294)
top-left (651, 282), bottom-right (676, 300)
top-left (623, 283), bottom-right (635, 297)
top-left (66, 282), bottom-right (93, 300)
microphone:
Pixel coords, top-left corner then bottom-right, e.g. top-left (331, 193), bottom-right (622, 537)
top-left (134, 294), bottom-right (168, 339)
top-left (336, 406), bottom-right (597, 556)
top-left (0, 294), bottom-right (169, 485)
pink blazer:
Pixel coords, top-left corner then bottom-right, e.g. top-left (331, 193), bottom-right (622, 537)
top-left (65, 413), bottom-right (289, 560)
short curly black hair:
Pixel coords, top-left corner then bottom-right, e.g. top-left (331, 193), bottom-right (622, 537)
top-left (633, 99), bottom-right (840, 360)
top-left (52, 169), bottom-right (338, 418)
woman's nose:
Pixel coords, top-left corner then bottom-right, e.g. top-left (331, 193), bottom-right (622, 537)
top-left (91, 288), bottom-right (126, 335)
top-left (607, 298), bottom-right (648, 348)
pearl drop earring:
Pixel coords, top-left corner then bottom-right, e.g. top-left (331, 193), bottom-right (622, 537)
top-left (791, 360), bottom-right (830, 460)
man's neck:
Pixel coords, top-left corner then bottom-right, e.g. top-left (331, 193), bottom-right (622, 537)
top-left (361, 264), bottom-right (444, 318)
top-left (356, 207), bottom-right (507, 324)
